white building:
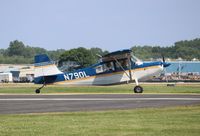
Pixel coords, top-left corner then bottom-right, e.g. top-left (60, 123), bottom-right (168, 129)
top-left (0, 73), bottom-right (13, 82)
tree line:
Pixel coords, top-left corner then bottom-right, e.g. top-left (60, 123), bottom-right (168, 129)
top-left (131, 38), bottom-right (200, 60)
top-left (0, 38), bottom-right (200, 65)
top-left (0, 40), bottom-right (108, 65)
top-left (0, 40), bottom-right (65, 64)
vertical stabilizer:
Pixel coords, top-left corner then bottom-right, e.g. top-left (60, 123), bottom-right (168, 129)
top-left (34, 54), bottom-right (63, 84)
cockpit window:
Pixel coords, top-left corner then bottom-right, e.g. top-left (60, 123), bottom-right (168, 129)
top-left (131, 53), bottom-right (141, 63)
top-left (115, 59), bottom-right (129, 70)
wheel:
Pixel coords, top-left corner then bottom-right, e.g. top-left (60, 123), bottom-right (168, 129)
top-left (134, 86), bottom-right (143, 93)
top-left (35, 89), bottom-right (40, 94)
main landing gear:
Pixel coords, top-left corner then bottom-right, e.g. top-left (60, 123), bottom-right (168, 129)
top-left (134, 85), bottom-right (143, 93)
top-left (133, 78), bottom-right (143, 93)
top-left (35, 84), bottom-right (45, 94)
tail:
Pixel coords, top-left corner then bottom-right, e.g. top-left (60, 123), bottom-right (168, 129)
top-left (34, 54), bottom-right (63, 84)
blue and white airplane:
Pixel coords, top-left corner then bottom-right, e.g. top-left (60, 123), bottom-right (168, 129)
top-left (34, 49), bottom-right (170, 93)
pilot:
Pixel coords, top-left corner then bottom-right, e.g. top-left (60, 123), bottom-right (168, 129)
top-left (121, 59), bottom-right (128, 69)
top-left (106, 62), bottom-right (113, 71)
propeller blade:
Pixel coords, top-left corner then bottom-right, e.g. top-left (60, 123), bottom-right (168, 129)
top-left (162, 56), bottom-right (165, 63)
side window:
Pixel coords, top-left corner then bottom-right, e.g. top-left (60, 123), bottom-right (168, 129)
top-left (104, 62), bottom-right (115, 71)
top-left (95, 62), bottom-right (115, 74)
top-left (95, 65), bottom-right (103, 73)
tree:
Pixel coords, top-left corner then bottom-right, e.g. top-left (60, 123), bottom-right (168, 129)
top-left (131, 45), bottom-right (153, 60)
top-left (1, 40), bottom-right (66, 64)
top-left (90, 47), bottom-right (109, 61)
top-left (47, 49), bottom-right (65, 61)
top-left (1, 38), bottom-right (200, 64)
top-left (130, 38), bottom-right (200, 60)
top-left (7, 40), bottom-right (26, 56)
top-left (0, 49), bottom-right (5, 55)
top-left (59, 47), bottom-right (96, 68)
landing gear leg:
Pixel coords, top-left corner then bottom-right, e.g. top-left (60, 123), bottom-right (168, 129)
top-left (35, 84), bottom-right (45, 94)
top-left (133, 78), bottom-right (143, 93)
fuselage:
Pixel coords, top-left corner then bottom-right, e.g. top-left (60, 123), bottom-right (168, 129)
top-left (34, 61), bottom-right (165, 85)
top-left (34, 49), bottom-right (171, 85)
top-left (59, 61), bottom-right (164, 85)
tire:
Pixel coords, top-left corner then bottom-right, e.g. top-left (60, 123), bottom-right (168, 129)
top-left (35, 89), bottom-right (40, 94)
top-left (134, 86), bottom-right (143, 93)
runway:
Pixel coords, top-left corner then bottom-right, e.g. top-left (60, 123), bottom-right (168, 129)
top-left (0, 94), bottom-right (200, 114)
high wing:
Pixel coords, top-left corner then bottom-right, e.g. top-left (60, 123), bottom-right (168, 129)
top-left (102, 49), bottom-right (132, 62)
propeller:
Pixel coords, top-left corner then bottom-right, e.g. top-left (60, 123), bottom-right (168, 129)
top-left (161, 55), bottom-right (170, 68)
top-left (162, 55), bottom-right (165, 63)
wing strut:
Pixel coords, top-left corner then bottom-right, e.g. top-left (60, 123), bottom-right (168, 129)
top-left (112, 57), bottom-right (132, 81)
top-left (127, 56), bottom-right (133, 81)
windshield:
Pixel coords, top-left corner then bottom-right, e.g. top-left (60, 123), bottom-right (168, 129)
top-left (131, 53), bottom-right (141, 63)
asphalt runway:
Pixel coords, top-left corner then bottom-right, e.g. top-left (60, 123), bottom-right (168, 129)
top-left (0, 94), bottom-right (200, 114)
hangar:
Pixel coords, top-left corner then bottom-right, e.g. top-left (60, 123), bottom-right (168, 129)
top-left (0, 64), bottom-right (34, 82)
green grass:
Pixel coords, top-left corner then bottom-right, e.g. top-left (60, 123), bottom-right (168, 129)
top-left (0, 83), bottom-right (200, 94)
top-left (0, 105), bottom-right (200, 136)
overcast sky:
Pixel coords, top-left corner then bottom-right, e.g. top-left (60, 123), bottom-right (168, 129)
top-left (0, 0), bottom-right (200, 51)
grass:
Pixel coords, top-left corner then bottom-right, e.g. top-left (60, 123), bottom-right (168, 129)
top-left (0, 83), bottom-right (200, 135)
top-left (0, 105), bottom-right (200, 136)
top-left (0, 83), bottom-right (200, 94)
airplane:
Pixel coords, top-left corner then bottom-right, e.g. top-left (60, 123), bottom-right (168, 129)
top-left (34, 49), bottom-right (170, 93)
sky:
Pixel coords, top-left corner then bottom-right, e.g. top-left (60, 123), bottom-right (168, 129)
top-left (0, 0), bottom-right (200, 51)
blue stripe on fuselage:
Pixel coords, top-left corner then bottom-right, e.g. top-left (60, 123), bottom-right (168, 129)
top-left (63, 67), bottom-right (96, 80)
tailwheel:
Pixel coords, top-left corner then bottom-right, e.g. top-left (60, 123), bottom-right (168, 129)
top-left (134, 86), bottom-right (143, 93)
top-left (35, 89), bottom-right (41, 94)
top-left (35, 83), bottom-right (45, 94)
